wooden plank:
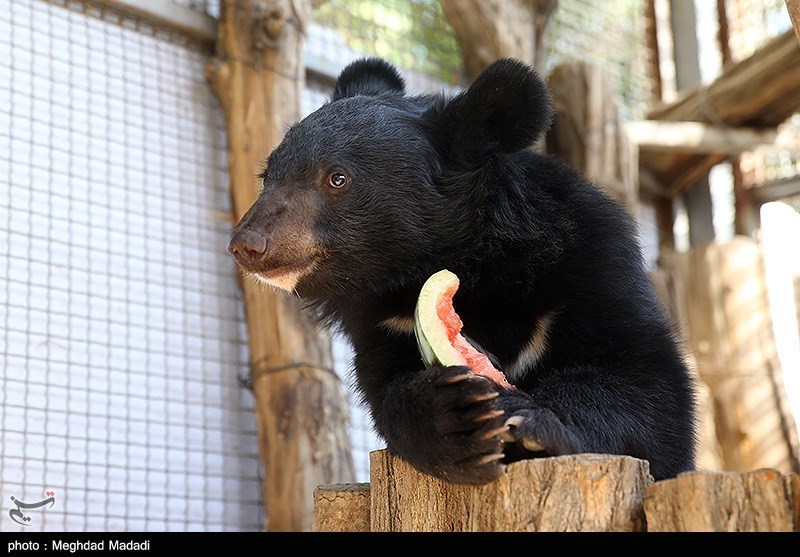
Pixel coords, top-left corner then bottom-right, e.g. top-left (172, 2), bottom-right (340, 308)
top-left (369, 449), bottom-right (651, 532)
top-left (313, 483), bottom-right (371, 532)
top-left (207, 0), bottom-right (355, 531)
top-left (645, 469), bottom-right (800, 531)
top-left (641, 30), bottom-right (800, 195)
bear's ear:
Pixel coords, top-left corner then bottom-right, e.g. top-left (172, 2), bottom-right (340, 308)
top-left (430, 59), bottom-right (553, 161)
top-left (332, 58), bottom-right (406, 101)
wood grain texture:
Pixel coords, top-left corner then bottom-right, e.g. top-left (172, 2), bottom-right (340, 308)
top-left (313, 483), bottom-right (371, 532)
top-left (207, 0), bottom-right (355, 531)
top-left (645, 469), bottom-right (800, 531)
top-left (369, 449), bottom-right (652, 532)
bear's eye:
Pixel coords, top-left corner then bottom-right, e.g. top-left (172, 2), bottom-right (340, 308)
top-left (327, 172), bottom-right (349, 189)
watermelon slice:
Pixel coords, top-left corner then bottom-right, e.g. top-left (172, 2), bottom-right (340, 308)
top-left (414, 269), bottom-right (513, 389)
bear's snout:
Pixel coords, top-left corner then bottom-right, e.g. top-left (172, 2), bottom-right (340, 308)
top-left (227, 228), bottom-right (268, 269)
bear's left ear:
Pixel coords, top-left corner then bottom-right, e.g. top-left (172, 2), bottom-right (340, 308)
top-left (429, 59), bottom-right (553, 161)
top-left (333, 58), bottom-right (406, 101)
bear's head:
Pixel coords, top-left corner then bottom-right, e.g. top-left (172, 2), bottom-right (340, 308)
top-left (228, 57), bottom-right (553, 302)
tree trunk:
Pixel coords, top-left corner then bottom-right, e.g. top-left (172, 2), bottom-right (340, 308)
top-left (441, 0), bottom-right (557, 80)
top-left (206, 0), bottom-right (355, 531)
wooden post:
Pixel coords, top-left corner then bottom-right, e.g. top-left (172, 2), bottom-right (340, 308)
top-left (645, 469), bottom-right (800, 531)
top-left (369, 450), bottom-right (651, 532)
top-left (670, 0), bottom-right (715, 246)
top-left (661, 238), bottom-right (800, 474)
top-left (313, 483), bottom-right (371, 532)
top-left (206, 0), bottom-right (355, 531)
top-left (546, 62), bottom-right (640, 215)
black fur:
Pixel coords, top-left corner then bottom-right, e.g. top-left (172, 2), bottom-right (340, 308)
top-left (332, 57), bottom-right (406, 100)
top-left (228, 57), bottom-right (698, 484)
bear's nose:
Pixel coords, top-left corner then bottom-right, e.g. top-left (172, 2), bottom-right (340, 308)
top-left (227, 229), bottom-right (268, 267)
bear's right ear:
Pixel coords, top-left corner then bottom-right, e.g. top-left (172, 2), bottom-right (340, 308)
top-left (332, 58), bottom-right (406, 101)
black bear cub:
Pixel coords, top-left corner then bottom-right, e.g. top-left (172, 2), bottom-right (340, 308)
top-left (228, 57), bottom-right (698, 484)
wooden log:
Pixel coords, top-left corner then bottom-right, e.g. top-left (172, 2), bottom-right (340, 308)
top-left (313, 483), bottom-right (371, 532)
top-left (645, 469), bottom-right (800, 531)
top-left (546, 62), bottom-right (639, 214)
top-left (206, 0), bottom-right (355, 531)
top-left (369, 449), bottom-right (651, 532)
top-left (625, 120), bottom-right (800, 155)
top-left (660, 238), bottom-right (800, 474)
top-left (640, 30), bottom-right (800, 195)
top-left (440, 0), bottom-right (556, 80)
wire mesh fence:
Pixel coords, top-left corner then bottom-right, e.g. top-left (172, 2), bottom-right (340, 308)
top-left (1, 0), bottom-right (261, 531)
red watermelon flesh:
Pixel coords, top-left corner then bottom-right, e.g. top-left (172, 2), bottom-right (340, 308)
top-left (435, 283), bottom-right (513, 389)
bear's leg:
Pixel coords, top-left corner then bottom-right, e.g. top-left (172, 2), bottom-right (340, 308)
top-left (495, 369), bottom-right (696, 480)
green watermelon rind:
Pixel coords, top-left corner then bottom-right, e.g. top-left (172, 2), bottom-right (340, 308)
top-left (414, 269), bottom-right (467, 368)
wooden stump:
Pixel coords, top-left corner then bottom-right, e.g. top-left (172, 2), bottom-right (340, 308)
top-left (369, 450), bottom-right (652, 532)
top-left (313, 483), bottom-right (371, 532)
top-left (645, 469), bottom-right (800, 531)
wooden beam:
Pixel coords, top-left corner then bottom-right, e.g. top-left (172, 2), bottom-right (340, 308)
top-left (750, 175), bottom-right (800, 204)
top-left (640, 30), bottom-right (800, 195)
top-left (626, 121), bottom-right (800, 155)
top-left (661, 238), bottom-right (800, 475)
top-left (99, 0), bottom-right (216, 41)
top-left (644, 0), bottom-right (663, 102)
